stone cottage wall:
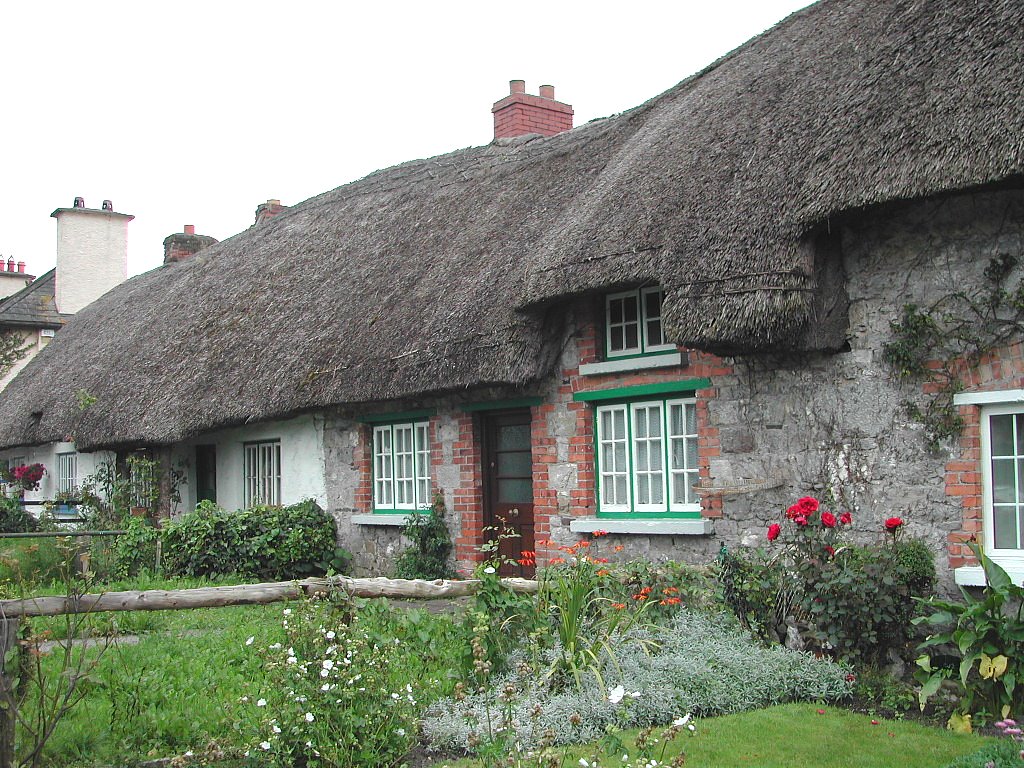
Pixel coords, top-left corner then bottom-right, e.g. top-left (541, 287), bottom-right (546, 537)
top-left (324, 188), bottom-right (1024, 585)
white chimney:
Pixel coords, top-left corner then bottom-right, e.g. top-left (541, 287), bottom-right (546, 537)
top-left (51, 197), bottom-right (133, 315)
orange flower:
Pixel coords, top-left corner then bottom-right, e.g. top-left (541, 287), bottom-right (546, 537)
top-left (659, 597), bottom-right (682, 606)
top-left (535, 539), bottom-right (552, 547)
top-left (596, 569), bottom-right (611, 577)
top-left (613, 545), bottom-right (625, 552)
top-left (576, 540), bottom-right (591, 548)
top-left (639, 586), bottom-right (653, 595)
top-left (632, 594), bottom-right (648, 601)
top-left (592, 529), bottom-right (609, 537)
top-left (549, 557), bottom-right (566, 565)
top-left (662, 587), bottom-right (679, 595)
top-left (594, 557), bottom-right (610, 563)
top-left (611, 602), bottom-right (627, 610)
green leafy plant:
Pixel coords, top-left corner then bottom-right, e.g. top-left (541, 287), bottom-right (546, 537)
top-left (109, 515), bottom-right (159, 578)
top-left (240, 592), bottom-right (418, 768)
top-left (161, 499), bottom-right (338, 580)
top-left (393, 492), bottom-right (454, 580)
top-left (914, 542), bottom-right (1024, 723)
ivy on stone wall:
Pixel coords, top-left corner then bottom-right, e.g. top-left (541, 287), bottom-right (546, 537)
top-left (883, 253), bottom-right (1024, 449)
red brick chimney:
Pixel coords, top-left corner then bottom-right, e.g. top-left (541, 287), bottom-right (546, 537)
top-left (163, 224), bottom-right (218, 264)
top-left (492, 80), bottom-right (573, 140)
top-left (254, 199), bottom-right (288, 226)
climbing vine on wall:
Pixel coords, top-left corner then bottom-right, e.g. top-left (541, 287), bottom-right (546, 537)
top-left (883, 253), bottom-right (1024, 449)
top-left (0, 330), bottom-right (29, 380)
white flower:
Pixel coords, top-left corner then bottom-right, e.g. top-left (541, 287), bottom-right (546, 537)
top-left (260, 741), bottom-right (271, 750)
top-left (256, 698), bottom-right (267, 707)
top-left (391, 693), bottom-right (401, 700)
top-left (322, 659), bottom-right (335, 671)
top-left (608, 685), bottom-right (625, 704)
top-left (580, 760), bottom-right (590, 767)
top-left (283, 608), bottom-right (292, 615)
top-left (321, 683), bottom-right (330, 691)
top-left (287, 656), bottom-right (297, 665)
top-left (484, 566), bottom-right (496, 574)
top-left (272, 724), bottom-right (281, 734)
top-left (305, 712), bottom-right (315, 722)
top-left (396, 728), bottom-right (406, 737)
top-left (629, 691), bottom-right (641, 699)
top-left (245, 636), bottom-right (255, 646)
top-left (269, 642), bottom-right (282, 650)
top-left (325, 630), bottom-right (336, 640)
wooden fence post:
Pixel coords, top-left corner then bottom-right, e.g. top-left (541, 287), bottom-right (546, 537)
top-left (0, 617), bottom-right (20, 768)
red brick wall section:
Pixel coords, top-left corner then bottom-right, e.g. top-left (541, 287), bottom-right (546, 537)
top-left (452, 413), bottom-right (485, 573)
top-left (945, 341), bottom-right (1024, 569)
top-left (354, 424), bottom-right (373, 515)
top-left (529, 319), bottom-right (731, 567)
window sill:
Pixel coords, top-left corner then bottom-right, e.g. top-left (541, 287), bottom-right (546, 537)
top-left (579, 353), bottom-right (684, 377)
top-left (569, 517), bottom-right (713, 536)
top-left (955, 564), bottom-right (1024, 587)
top-left (351, 514), bottom-right (412, 527)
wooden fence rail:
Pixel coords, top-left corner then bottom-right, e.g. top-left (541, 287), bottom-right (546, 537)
top-left (0, 575), bottom-right (539, 767)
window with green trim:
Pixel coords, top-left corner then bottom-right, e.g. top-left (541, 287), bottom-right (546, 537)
top-left (605, 286), bottom-right (674, 358)
top-left (595, 398), bottom-right (699, 516)
top-left (373, 421), bottom-right (431, 512)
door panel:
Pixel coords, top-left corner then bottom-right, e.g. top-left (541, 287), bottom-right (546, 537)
top-left (482, 410), bottom-right (535, 577)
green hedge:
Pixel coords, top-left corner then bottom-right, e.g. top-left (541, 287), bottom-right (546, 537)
top-left (162, 499), bottom-right (338, 580)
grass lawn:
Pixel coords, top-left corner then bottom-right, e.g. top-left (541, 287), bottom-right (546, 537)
top-left (436, 704), bottom-right (996, 768)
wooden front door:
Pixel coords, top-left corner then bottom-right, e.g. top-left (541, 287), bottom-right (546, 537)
top-left (482, 410), bottom-right (535, 577)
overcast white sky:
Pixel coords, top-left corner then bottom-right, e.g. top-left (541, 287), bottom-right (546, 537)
top-left (1, 1), bottom-right (811, 278)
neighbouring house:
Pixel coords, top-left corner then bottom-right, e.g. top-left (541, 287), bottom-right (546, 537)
top-left (0, 0), bottom-right (1021, 587)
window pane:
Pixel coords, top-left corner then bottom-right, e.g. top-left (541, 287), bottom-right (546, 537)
top-left (1016, 414), bottom-right (1024, 455)
top-left (624, 323), bottom-right (639, 349)
top-left (992, 415), bottom-right (1015, 456)
top-left (994, 505), bottom-right (1018, 549)
top-left (644, 290), bottom-right (665, 347)
top-left (498, 452), bottom-right (532, 476)
top-left (614, 476), bottom-right (627, 503)
top-left (498, 479), bottom-right (533, 503)
top-left (610, 326), bottom-right (624, 351)
top-left (498, 424), bottom-right (531, 451)
top-left (637, 474), bottom-right (650, 505)
top-left (993, 459), bottom-right (1016, 504)
top-left (609, 298), bottom-right (623, 324)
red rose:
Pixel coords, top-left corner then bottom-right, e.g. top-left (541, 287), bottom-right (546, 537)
top-left (767, 523), bottom-right (781, 541)
top-left (821, 511), bottom-right (836, 528)
top-left (839, 512), bottom-right (852, 525)
top-left (824, 545), bottom-right (836, 557)
top-left (785, 504), bottom-right (801, 520)
top-left (797, 497), bottom-right (820, 515)
top-left (794, 515), bottom-right (808, 527)
top-left (884, 517), bottom-right (904, 531)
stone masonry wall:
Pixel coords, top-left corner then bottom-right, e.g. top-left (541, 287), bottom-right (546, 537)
top-left (323, 188), bottom-right (1024, 586)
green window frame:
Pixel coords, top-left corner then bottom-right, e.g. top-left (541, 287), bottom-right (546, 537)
top-left (982, 406), bottom-right (1024, 556)
top-left (594, 397), bottom-right (700, 518)
top-left (605, 286), bottom-right (674, 359)
top-left (372, 420), bottom-right (431, 513)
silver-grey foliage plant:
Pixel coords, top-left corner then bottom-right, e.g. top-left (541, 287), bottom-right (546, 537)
top-left (423, 610), bottom-right (852, 752)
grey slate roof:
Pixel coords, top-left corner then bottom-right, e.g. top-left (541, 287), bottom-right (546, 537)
top-left (0, 271), bottom-right (68, 330)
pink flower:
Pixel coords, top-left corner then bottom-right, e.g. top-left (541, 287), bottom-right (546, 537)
top-left (794, 515), bottom-right (808, 527)
top-left (767, 523), bottom-right (781, 541)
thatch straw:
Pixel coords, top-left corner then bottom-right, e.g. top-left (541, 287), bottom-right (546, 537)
top-left (0, 0), bottom-right (1021, 450)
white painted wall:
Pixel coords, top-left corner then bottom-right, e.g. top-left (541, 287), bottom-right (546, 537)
top-left (0, 329), bottom-right (51, 392)
top-left (172, 414), bottom-right (327, 513)
top-left (52, 207), bottom-right (131, 315)
top-left (0, 271), bottom-right (32, 301)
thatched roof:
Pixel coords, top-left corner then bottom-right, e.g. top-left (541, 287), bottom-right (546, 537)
top-left (0, 0), bottom-right (1021, 451)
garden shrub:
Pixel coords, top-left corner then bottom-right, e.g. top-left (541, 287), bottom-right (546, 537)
top-left (162, 499), bottom-right (338, 580)
top-left (424, 609), bottom-right (853, 751)
top-left (734, 498), bottom-right (936, 663)
top-left (109, 515), bottom-right (160, 578)
top-left (239, 594), bottom-right (418, 768)
top-left (938, 739), bottom-right (1024, 768)
top-left (0, 493), bottom-right (38, 534)
top-left (393, 493), bottom-right (454, 580)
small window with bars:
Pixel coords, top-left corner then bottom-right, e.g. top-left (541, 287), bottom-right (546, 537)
top-left (243, 440), bottom-right (281, 508)
top-left (56, 452), bottom-right (78, 495)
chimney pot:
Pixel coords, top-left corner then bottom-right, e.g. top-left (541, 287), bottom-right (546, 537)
top-left (509, 79), bottom-right (526, 95)
top-left (539, 84), bottom-right (555, 99)
top-left (4, 259), bottom-right (11, 272)
top-left (184, 224), bottom-right (195, 235)
top-left (102, 199), bottom-right (113, 211)
top-left (73, 196), bottom-right (85, 208)
top-left (17, 262), bottom-right (25, 274)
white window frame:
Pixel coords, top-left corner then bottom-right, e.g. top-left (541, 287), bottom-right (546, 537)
top-left (980, 405), bottom-right (1024, 566)
top-left (595, 398), bottom-right (699, 516)
top-left (56, 452), bottom-right (77, 495)
top-left (373, 421), bottom-right (432, 512)
top-left (243, 440), bottom-right (281, 509)
top-left (605, 286), bottom-right (674, 359)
